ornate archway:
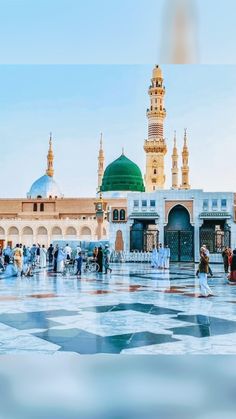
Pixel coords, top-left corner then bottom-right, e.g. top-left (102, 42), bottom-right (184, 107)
top-left (164, 205), bottom-right (194, 262)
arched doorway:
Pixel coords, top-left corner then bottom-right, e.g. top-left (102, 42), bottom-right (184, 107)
top-left (8, 227), bottom-right (19, 247)
top-left (115, 230), bottom-right (124, 252)
top-left (52, 226), bottom-right (63, 241)
top-left (65, 226), bottom-right (77, 240)
top-left (80, 226), bottom-right (92, 240)
top-left (37, 226), bottom-right (48, 247)
top-left (0, 227), bottom-right (5, 249)
top-left (22, 226), bottom-right (34, 247)
top-left (164, 205), bottom-right (194, 262)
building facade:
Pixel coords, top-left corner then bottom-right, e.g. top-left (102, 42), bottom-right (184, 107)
top-left (109, 190), bottom-right (235, 263)
top-left (0, 196), bottom-right (126, 248)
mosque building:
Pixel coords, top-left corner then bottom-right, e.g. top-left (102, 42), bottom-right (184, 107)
top-left (107, 66), bottom-right (236, 263)
top-left (0, 134), bottom-right (126, 248)
top-left (0, 65), bottom-right (235, 263)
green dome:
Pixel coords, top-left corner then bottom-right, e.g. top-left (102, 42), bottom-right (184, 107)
top-left (101, 154), bottom-right (145, 192)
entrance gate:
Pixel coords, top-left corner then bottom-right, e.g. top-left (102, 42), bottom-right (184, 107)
top-left (164, 205), bottom-right (194, 262)
top-left (130, 222), bottom-right (159, 252)
top-left (165, 230), bottom-right (194, 262)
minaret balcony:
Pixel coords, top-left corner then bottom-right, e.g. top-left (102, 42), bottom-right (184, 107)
top-left (148, 88), bottom-right (165, 97)
top-left (144, 139), bottom-right (167, 154)
top-left (146, 109), bottom-right (166, 118)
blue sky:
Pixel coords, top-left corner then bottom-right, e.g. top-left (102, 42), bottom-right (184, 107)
top-left (1, 0), bottom-right (236, 64)
top-left (1, 64), bottom-right (236, 197)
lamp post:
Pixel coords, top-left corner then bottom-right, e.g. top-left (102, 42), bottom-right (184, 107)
top-left (94, 192), bottom-right (107, 241)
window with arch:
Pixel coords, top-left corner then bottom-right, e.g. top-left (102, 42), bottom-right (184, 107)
top-left (153, 169), bottom-right (157, 175)
top-left (120, 209), bottom-right (126, 221)
top-left (113, 209), bottom-right (119, 221)
top-left (40, 203), bottom-right (44, 212)
top-left (33, 203), bottom-right (37, 212)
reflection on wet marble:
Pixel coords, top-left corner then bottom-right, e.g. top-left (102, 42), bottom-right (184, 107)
top-left (0, 262), bottom-right (236, 354)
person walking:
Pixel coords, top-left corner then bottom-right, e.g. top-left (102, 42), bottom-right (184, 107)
top-left (229, 249), bottom-right (236, 282)
top-left (198, 247), bottom-right (214, 297)
top-left (222, 247), bottom-right (229, 274)
top-left (30, 244), bottom-right (37, 267)
top-left (13, 244), bottom-right (23, 276)
top-left (104, 244), bottom-right (112, 274)
top-left (202, 244), bottom-right (213, 277)
top-left (36, 244), bottom-right (41, 266)
top-left (57, 248), bottom-right (66, 273)
top-left (93, 247), bottom-right (98, 260)
top-left (64, 243), bottom-right (72, 261)
top-left (53, 245), bottom-right (59, 272)
top-left (75, 251), bottom-right (83, 278)
top-left (164, 244), bottom-right (171, 270)
top-left (40, 245), bottom-right (47, 268)
top-left (97, 246), bottom-right (103, 273)
top-left (158, 243), bottom-right (165, 269)
top-left (48, 244), bottom-right (54, 265)
top-left (3, 244), bottom-right (12, 265)
top-left (151, 245), bottom-right (158, 268)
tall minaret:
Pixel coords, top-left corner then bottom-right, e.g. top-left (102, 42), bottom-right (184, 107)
top-left (46, 133), bottom-right (54, 177)
top-left (171, 131), bottom-right (179, 189)
top-left (180, 129), bottom-right (190, 189)
top-left (144, 65), bottom-right (167, 192)
top-left (97, 133), bottom-right (105, 191)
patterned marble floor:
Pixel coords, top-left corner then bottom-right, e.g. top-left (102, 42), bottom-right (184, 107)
top-left (0, 262), bottom-right (236, 355)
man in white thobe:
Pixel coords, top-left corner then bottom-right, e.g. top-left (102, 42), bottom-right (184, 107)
top-left (151, 245), bottom-right (158, 268)
top-left (158, 243), bottom-right (165, 269)
top-left (164, 244), bottom-right (171, 270)
top-left (64, 244), bottom-right (72, 260)
top-left (40, 245), bottom-right (47, 268)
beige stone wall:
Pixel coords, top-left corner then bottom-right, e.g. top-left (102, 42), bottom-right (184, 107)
top-left (0, 197), bottom-right (127, 247)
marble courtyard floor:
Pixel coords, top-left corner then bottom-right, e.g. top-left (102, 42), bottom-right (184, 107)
top-left (0, 262), bottom-right (236, 355)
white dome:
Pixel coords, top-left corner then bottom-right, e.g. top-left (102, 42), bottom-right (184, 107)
top-left (27, 175), bottom-right (63, 199)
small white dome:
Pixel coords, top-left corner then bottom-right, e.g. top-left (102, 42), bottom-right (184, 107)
top-left (27, 175), bottom-right (63, 199)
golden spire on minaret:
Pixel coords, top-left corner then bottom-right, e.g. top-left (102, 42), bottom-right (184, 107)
top-left (180, 128), bottom-right (190, 189)
top-left (97, 132), bottom-right (105, 191)
top-left (171, 131), bottom-right (179, 189)
top-left (144, 65), bottom-right (167, 192)
top-left (46, 133), bottom-right (54, 177)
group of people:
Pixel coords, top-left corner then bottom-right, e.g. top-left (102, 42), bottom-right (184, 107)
top-left (50, 244), bottom-right (83, 276)
top-left (196, 244), bottom-right (236, 296)
top-left (93, 245), bottom-right (112, 274)
top-left (222, 247), bottom-right (236, 282)
top-left (151, 244), bottom-right (170, 270)
top-left (0, 241), bottom-right (113, 279)
top-left (0, 243), bottom-right (44, 277)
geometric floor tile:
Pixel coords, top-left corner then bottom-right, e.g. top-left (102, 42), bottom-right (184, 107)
top-left (0, 310), bottom-right (79, 330)
top-left (169, 315), bottom-right (236, 337)
top-left (33, 328), bottom-right (180, 354)
top-left (0, 262), bottom-right (236, 354)
top-left (82, 303), bottom-right (182, 316)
